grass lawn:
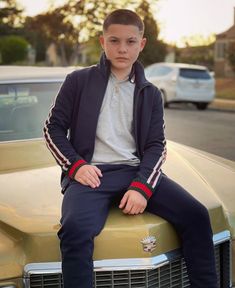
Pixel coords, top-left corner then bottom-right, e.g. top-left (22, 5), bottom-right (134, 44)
top-left (215, 78), bottom-right (235, 100)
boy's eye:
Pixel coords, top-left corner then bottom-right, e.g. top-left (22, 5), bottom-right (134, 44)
top-left (128, 40), bottom-right (136, 44)
top-left (110, 39), bottom-right (118, 43)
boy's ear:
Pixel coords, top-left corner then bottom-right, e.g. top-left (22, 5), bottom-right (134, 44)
top-left (140, 37), bottom-right (147, 51)
top-left (99, 35), bottom-right (105, 49)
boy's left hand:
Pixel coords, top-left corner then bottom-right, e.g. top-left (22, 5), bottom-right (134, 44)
top-left (119, 190), bottom-right (147, 215)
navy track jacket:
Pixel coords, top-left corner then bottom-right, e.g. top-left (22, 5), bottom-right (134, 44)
top-left (44, 53), bottom-right (167, 200)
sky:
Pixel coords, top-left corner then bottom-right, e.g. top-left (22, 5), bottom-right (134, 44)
top-left (17, 0), bottom-right (235, 47)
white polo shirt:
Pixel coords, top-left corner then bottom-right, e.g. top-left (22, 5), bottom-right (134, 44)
top-left (91, 73), bottom-right (140, 166)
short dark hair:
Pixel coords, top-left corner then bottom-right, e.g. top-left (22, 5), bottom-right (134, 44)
top-left (103, 9), bottom-right (144, 34)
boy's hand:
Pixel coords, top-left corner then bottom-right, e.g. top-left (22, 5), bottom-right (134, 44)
top-left (119, 190), bottom-right (147, 215)
top-left (74, 165), bottom-right (102, 188)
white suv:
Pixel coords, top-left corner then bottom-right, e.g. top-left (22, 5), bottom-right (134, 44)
top-left (145, 63), bottom-right (215, 110)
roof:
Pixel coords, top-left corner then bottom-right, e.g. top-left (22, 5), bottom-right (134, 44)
top-left (146, 62), bottom-right (208, 70)
top-left (216, 25), bottom-right (235, 39)
top-left (0, 66), bottom-right (79, 83)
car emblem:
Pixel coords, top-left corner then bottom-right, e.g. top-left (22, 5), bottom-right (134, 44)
top-left (141, 236), bottom-right (157, 252)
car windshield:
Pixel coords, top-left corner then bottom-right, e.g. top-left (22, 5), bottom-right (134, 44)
top-left (0, 82), bottom-right (62, 141)
top-left (145, 65), bottom-right (172, 77)
top-left (179, 68), bottom-right (211, 79)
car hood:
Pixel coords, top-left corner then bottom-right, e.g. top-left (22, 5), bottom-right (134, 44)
top-left (0, 141), bottom-right (233, 278)
top-left (0, 141), bottom-right (233, 232)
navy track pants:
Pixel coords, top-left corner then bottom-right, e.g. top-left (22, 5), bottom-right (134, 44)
top-left (58, 164), bottom-right (218, 288)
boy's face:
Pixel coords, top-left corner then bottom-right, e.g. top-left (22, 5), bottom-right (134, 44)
top-left (100, 24), bottom-right (146, 75)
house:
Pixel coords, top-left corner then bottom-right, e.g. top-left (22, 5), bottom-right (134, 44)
top-left (214, 7), bottom-right (235, 77)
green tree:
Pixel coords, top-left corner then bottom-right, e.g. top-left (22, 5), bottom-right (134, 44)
top-left (24, 0), bottom-right (138, 65)
top-left (0, 35), bottom-right (28, 64)
top-left (227, 42), bottom-right (235, 73)
top-left (176, 44), bottom-right (214, 71)
top-left (136, 0), bottom-right (167, 66)
top-left (22, 0), bottom-right (167, 66)
top-left (24, 11), bottom-right (77, 65)
top-left (0, 0), bottom-right (24, 35)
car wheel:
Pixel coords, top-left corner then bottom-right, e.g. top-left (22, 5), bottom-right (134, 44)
top-left (161, 90), bottom-right (168, 108)
top-left (195, 102), bottom-right (208, 110)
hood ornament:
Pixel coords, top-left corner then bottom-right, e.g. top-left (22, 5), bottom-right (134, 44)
top-left (141, 236), bottom-right (157, 252)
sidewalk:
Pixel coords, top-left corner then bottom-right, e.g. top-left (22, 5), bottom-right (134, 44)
top-left (209, 98), bottom-right (235, 112)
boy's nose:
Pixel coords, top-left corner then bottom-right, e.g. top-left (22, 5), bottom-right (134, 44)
top-left (118, 43), bottom-right (127, 53)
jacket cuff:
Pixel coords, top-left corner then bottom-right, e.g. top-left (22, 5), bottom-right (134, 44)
top-left (68, 159), bottom-right (87, 179)
top-left (128, 179), bottom-right (154, 200)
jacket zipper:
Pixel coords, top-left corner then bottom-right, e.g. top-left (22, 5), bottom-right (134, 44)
top-left (133, 83), bottom-right (150, 158)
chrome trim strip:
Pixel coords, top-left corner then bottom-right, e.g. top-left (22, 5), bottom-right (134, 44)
top-left (0, 138), bottom-right (43, 144)
top-left (24, 252), bottom-right (174, 276)
top-left (0, 79), bottom-right (64, 84)
top-left (212, 230), bottom-right (231, 245)
top-left (24, 230), bottom-right (231, 276)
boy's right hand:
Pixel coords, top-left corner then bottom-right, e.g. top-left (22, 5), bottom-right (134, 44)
top-left (74, 165), bottom-right (103, 188)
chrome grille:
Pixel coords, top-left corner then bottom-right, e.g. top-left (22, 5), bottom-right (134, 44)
top-left (26, 240), bottom-right (230, 288)
top-left (93, 261), bottom-right (190, 287)
top-left (29, 273), bottom-right (63, 288)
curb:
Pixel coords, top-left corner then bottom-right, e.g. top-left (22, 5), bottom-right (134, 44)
top-left (209, 99), bottom-right (235, 112)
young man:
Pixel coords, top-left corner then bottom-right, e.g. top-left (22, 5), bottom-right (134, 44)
top-left (44, 9), bottom-right (218, 288)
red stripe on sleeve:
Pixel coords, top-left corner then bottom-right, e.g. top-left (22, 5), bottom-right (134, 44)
top-left (68, 159), bottom-right (86, 178)
top-left (130, 181), bottom-right (153, 197)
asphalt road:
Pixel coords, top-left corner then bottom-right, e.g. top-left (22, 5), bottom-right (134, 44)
top-left (164, 104), bottom-right (235, 161)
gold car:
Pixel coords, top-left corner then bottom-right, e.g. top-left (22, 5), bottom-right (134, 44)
top-left (0, 66), bottom-right (234, 288)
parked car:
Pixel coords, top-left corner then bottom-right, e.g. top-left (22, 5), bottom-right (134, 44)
top-left (145, 62), bottom-right (215, 110)
top-left (0, 66), bottom-right (234, 288)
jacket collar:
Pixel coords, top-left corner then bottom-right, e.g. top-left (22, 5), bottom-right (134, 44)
top-left (98, 52), bottom-right (150, 88)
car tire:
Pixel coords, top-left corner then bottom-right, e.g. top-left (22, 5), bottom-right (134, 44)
top-left (161, 90), bottom-right (169, 108)
top-left (195, 102), bottom-right (208, 110)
